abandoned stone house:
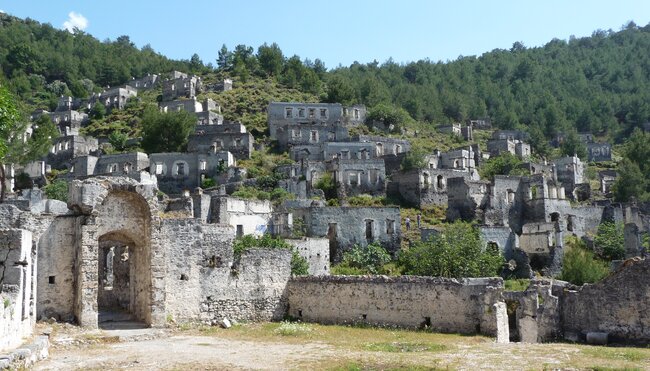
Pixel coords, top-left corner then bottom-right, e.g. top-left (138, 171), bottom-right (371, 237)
top-left (586, 142), bottom-right (612, 162)
top-left (162, 71), bottom-right (202, 101)
top-left (328, 158), bottom-right (386, 198)
top-left (187, 123), bottom-right (253, 160)
top-left (267, 102), bottom-right (366, 140)
top-left (149, 151), bottom-right (234, 194)
top-left (159, 97), bottom-right (223, 126)
top-left (438, 122), bottom-right (473, 140)
top-left (599, 170), bottom-right (618, 195)
top-left (289, 205), bottom-right (402, 262)
top-left (276, 122), bottom-right (350, 151)
top-left (66, 152), bottom-right (156, 185)
top-left (47, 133), bottom-right (99, 170)
top-left (87, 85), bottom-right (138, 111)
top-left (352, 135), bottom-right (411, 157)
top-left (129, 74), bottom-right (159, 90)
top-left (487, 130), bottom-right (532, 159)
top-left (468, 117), bottom-right (492, 130)
top-left (393, 168), bottom-right (475, 208)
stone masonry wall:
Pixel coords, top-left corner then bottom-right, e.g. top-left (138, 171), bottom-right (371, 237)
top-left (562, 258), bottom-right (650, 344)
top-left (288, 276), bottom-right (504, 336)
top-left (0, 229), bottom-right (35, 351)
top-left (160, 219), bottom-right (291, 324)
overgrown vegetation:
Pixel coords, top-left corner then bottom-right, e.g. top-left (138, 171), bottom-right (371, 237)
top-left (479, 152), bottom-right (528, 181)
top-left (332, 243), bottom-right (392, 275)
top-left (398, 221), bottom-right (504, 278)
top-left (43, 179), bottom-right (68, 202)
top-left (559, 236), bottom-right (610, 285)
top-left (593, 222), bottom-right (625, 260)
top-left (232, 234), bottom-right (307, 276)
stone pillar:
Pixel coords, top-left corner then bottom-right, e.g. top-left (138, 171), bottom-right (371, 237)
top-left (624, 223), bottom-right (641, 259)
top-left (76, 225), bottom-right (99, 329)
top-left (494, 302), bottom-right (510, 344)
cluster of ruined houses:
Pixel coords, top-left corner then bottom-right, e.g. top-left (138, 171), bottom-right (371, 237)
top-left (1, 70), bottom-right (649, 358)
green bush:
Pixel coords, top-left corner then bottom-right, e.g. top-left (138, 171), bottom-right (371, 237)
top-left (339, 243), bottom-right (391, 275)
top-left (201, 178), bottom-right (216, 189)
top-left (400, 148), bottom-right (428, 171)
top-left (593, 222), bottom-right (625, 260)
top-left (290, 251), bottom-right (309, 276)
top-left (479, 152), bottom-right (527, 181)
top-left (398, 221), bottom-right (504, 278)
top-left (314, 172), bottom-right (337, 200)
top-left (559, 237), bottom-right (610, 286)
top-left (347, 194), bottom-right (386, 207)
top-left (44, 179), bottom-right (68, 202)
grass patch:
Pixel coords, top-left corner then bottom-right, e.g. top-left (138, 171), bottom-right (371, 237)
top-left (504, 278), bottom-right (531, 292)
top-left (364, 341), bottom-right (446, 353)
top-left (582, 347), bottom-right (650, 362)
top-left (328, 361), bottom-right (441, 371)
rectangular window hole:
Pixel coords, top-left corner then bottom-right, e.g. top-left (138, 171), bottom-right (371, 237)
top-left (298, 310), bottom-right (303, 317)
top-left (361, 313), bottom-right (367, 320)
top-left (48, 276), bottom-right (55, 284)
top-left (180, 274), bottom-right (189, 281)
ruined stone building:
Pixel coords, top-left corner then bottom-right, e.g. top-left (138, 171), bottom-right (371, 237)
top-left (129, 74), bottom-right (159, 90)
top-left (438, 122), bottom-right (473, 140)
top-left (87, 85), bottom-right (138, 111)
top-left (268, 102), bottom-right (366, 140)
top-left (187, 122), bottom-right (253, 160)
top-left (162, 71), bottom-right (202, 101)
top-left (150, 151), bottom-right (234, 194)
top-left (487, 130), bottom-right (531, 158)
top-left (47, 133), bottom-right (99, 170)
top-left (159, 97), bottom-right (223, 126)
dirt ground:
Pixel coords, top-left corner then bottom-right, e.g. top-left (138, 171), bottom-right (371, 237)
top-left (33, 322), bottom-right (650, 370)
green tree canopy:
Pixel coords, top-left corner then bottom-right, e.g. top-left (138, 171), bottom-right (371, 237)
top-left (613, 128), bottom-right (650, 201)
top-left (398, 221), bottom-right (503, 278)
top-left (140, 106), bottom-right (195, 153)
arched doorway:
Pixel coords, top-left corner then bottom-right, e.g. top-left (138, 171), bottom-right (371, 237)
top-left (75, 187), bottom-right (160, 329)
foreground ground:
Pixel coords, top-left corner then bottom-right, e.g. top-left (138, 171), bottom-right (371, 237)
top-left (33, 322), bottom-right (650, 370)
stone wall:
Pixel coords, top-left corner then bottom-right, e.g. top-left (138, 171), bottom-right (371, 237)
top-left (562, 258), bottom-right (650, 344)
top-left (160, 219), bottom-right (291, 323)
top-left (286, 238), bottom-right (330, 276)
top-left (36, 216), bottom-right (79, 321)
top-left (0, 229), bottom-right (35, 351)
top-left (288, 276), bottom-right (504, 336)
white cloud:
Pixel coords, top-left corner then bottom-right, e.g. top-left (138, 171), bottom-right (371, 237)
top-left (62, 11), bottom-right (88, 32)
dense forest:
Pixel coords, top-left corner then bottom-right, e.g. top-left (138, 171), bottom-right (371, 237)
top-left (1, 14), bottom-right (650, 201)
top-left (2, 13), bottom-right (650, 141)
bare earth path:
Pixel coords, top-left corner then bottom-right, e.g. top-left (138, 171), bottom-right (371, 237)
top-left (34, 322), bottom-right (650, 370)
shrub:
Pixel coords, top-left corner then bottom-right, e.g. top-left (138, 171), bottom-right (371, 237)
top-left (593, 222), bottom-right (625, 260)
top-left (559, 236), bottom-right (609, 285)
top-left (314, 172), bottom-right (337, 200)
top-left (400, 148), bottom-right (427, 171)
top-left (201, 178), bottom-right (216, 189)
top-left (479, 152), bottom-right (527, 181)
top-left (398, 221), bottom-right (503, 278)
top-left (338, 243), bottom-right (391, 274)
top-left (44, 179), bottom-right (68, 202)
top-left (290, 251), bottom-right (309, 276)
top-left (347, 194), bottom-right (386, 207)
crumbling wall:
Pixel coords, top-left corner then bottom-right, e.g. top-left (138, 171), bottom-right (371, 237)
top-left (288, 276), bottom-right (504, 336)
top-left (161, 219), bottom-right (291, 324)
top-left (0, 229), bottom-right (35, 351)
top-left (36, 216), bottom-right (80, 321)
top-left (562, 258), bottom-right (650, 344)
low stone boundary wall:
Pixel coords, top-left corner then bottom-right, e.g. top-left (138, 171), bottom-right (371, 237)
top-left (288, 275), bottom-right (505, 336)
top-left (0, 335), bottom-right (49, 369)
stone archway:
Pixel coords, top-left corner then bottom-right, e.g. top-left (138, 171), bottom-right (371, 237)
top-left (70, 177), bottom-right (165, 329)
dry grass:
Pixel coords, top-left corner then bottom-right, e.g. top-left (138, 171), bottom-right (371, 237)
top-left (177, 322), bottom-right (650, 370)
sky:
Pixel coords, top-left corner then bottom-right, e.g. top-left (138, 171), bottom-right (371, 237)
top-left (1, 0), bottom-right (650, 69)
